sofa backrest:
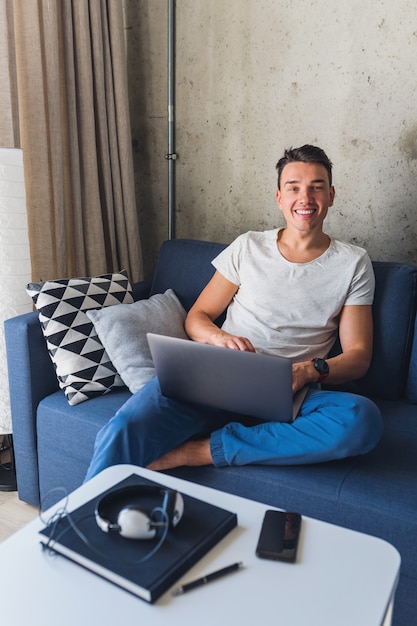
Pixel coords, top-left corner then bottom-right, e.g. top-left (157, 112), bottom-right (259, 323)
top-left (151, 239), bottom-right (417, 402)
top-left (333, 262), bottom-right (417, 401)
top-left (150, 239), bottom-right (227, 312)
top-left (406, 315), bottom-right (417, 403)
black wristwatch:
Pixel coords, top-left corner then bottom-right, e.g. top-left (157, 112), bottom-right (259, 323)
top-left (310, 358), bottom-right (329, 383)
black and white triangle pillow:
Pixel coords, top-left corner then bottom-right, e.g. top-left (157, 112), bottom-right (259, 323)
top-left (26, 271), bottom-right (133, 405)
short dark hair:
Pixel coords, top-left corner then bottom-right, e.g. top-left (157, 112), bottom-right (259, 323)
top-left (276, 145), bottom-right (333, 189)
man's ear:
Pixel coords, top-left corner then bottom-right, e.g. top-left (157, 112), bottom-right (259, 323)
top-left (275, 188), bottom-right (282, 207)
top-left (329, 185), bottom-right (336, 206)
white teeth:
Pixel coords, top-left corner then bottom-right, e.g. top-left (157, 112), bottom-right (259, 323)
top-left (296, 209), bottom-right (315, 215)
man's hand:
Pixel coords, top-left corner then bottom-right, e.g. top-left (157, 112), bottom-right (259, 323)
top-left (292, 360), bottom-right (318, 394)
top-left (209, 329), bottom-right (256, 352)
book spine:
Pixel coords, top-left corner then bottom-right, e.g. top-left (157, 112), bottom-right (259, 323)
top-left (39, 536), bottom-right (152, 602)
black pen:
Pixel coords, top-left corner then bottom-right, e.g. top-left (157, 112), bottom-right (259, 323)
top-left (172, 561), bottom-right (244, 596)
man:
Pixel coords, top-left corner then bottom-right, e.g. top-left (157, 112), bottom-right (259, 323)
top-left (85, 145), bottom-right (382, 481)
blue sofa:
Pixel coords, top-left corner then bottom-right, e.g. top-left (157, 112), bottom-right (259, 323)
top-left (5, 238), bottom-right (417, 626)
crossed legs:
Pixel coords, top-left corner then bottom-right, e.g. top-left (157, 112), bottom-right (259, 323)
top-left (84, 377), bottom-right (383, 481)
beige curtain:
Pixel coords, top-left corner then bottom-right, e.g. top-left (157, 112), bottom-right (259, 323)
top-left (0, 1), bottom-right (20, 146)
top-left (1, 0), bottom-right (142, 283)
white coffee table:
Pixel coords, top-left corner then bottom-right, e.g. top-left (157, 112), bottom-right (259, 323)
top-left (0, 465), bottom-right (400, 626)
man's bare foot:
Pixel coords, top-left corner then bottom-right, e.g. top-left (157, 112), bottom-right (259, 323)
top-left (147, 439), bottom-right (212, 471)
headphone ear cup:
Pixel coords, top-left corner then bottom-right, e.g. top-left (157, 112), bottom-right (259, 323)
top-left (172, 492), bottom-right (184, 527)
top-left (117, 507), bottom-right (156, 540)
top-left (162, 490), bottom-right (184, 527)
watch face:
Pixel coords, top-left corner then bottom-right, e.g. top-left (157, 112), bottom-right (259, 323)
top-left (314, 358), bottom-right (329, 375)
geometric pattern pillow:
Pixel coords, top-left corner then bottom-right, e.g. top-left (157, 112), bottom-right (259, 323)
top-left (26, 271), bottom-right (133, 405)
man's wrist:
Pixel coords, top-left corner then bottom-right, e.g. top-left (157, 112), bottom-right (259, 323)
top-left (310, 358), bottom-right (330, 383)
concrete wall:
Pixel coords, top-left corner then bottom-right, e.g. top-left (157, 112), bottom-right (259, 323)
top-left (125, 1), bottom-right (417, 278)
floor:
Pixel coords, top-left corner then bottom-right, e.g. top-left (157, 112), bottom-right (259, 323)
top-left (0, 440), bottom-right (38, 542)
top-left (0, 489), bottom-right (38, 542)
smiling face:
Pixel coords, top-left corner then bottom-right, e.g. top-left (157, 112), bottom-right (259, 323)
top-left (275, 161), bottom-right (335, 235)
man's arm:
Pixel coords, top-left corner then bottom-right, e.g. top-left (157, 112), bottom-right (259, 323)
top-left (292, 304), bottom-right (373, 393)
top-left (185, 270), bottom-right (255, 351)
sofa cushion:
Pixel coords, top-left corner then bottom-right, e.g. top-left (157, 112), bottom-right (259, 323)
top-left (87, 289), bottom-right (188, 394)
top-left (168, 398), bottom-right (417, 580)
top-left (26, 271), bottom-right (133, 405)
top-left (37, 387), bottom-right (133, 507)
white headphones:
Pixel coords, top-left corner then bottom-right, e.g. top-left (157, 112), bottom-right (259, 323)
top-left (95, 485), bottom-right (184, 540)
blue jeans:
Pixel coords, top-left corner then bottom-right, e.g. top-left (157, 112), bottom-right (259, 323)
top-left (84, 377), bottom-right (383, 481)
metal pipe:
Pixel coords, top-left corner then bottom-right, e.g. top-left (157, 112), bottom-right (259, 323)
top-left (167, 0), bottom-right (176, 239)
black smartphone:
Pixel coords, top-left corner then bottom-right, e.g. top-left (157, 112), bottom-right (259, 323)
top-left (256, 509), bottom-right (302, 563)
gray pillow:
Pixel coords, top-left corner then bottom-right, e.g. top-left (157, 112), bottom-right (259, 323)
top-left (86, 289), bottom-right (188, 394)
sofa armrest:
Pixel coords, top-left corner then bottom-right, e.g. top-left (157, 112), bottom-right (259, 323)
top-left (4, 311), bottom-right (59, 505)
top-left (4, 277), bottom-right (153, 505)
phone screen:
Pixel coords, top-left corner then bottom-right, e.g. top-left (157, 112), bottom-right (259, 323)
top-left (256, 510), bottom-right (302, 563)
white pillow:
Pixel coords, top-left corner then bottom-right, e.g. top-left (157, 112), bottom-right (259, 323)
top-left (87, 289), bottom-right (188, 394)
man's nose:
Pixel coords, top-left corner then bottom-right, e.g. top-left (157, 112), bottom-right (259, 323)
top-left (298, 187), bottom-right (312, 204)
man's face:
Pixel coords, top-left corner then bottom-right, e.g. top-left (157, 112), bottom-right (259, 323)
top-left (275, 162), bottom-right (335, 234)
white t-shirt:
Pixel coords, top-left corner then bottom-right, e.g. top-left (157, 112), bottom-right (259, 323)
top-left (212, 228), bottom-right (375, 362)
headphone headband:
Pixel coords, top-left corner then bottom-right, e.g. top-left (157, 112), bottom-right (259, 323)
top-left (95, 484), bottom-right (184, 540)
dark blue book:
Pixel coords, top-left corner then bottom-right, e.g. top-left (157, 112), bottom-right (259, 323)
top-left (38, 474), bottom-right (237, 603)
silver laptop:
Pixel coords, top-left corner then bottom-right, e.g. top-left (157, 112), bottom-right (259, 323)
top-left (147, 333), bottom-right (307, 422)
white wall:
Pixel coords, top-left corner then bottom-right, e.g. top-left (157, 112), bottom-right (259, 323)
top-left (125, 0), bottom-right (417, 277)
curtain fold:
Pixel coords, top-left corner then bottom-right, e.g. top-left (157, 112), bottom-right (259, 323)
top-left (8, 0), bottom-right (142, 282)
top-left (0, 0), bottom-right (20, 147)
